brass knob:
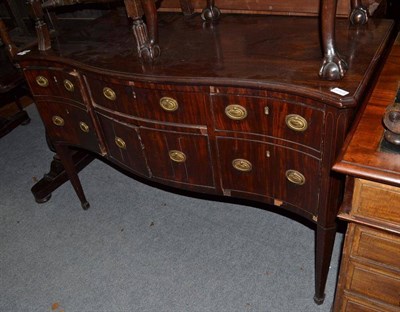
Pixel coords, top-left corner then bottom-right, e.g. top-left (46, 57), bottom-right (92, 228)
top-left (286, 170), bottom-right (306, 185)
top-left (225, 104), bottom-right (248, 120)
top-left (103, 87), bottom-right (116, 101)
top-left (232, 158), bottom-right (252, 172)
top-left (115, 137), bottom-right (126, 149)
top-left (169, 150), bottom-right (186, 163)
top-left (160, 97), bottom-right (179, 112)
top-left (285, 114), bottom-right (308, 132)
top-left (79, 121), bottom-right (89, 133)
top-left (35, 75), bottom-right (49, 87)
top-left (52, 115), bottom-right (64, 127)
top-left (63, 79), bottom-right (74, 92)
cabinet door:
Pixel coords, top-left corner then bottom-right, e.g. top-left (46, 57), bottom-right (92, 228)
top-left (36, 100), bottom-right (101, 153)
top-left (139, 128), bottom-right (214, 188)
top-left (97, 115), bottom-right (149, 177)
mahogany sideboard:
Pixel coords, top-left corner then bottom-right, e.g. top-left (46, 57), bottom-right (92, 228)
top-left (333, 33), bottom-right (400, 312)
top-left (16, 11), bottom-right (395, 305)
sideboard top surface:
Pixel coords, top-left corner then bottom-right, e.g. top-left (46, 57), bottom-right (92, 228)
top-left (19, 11), bottom-right (394, 107)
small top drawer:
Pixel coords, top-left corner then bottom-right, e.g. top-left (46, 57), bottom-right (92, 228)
top-left (24, 68), bottom-right (84, 103)
top-left (212, 94), bottom-right (324, 151)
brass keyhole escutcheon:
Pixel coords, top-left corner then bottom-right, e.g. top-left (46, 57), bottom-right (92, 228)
top-left (35, 75), bottom-right (49, 87)
top-left (79, 121), bottom-right (89, 133)
top-left (64, 79), bottom-right (74, 92)
top-left (286, 170), bottom-right (306, 185)
top-left (169, 150), bottom-right (186, 163)
top-left (115, 137), bottom-right (126, 149)
top-left (103, 87), bottom-right (116, 101)
top-left (285, 114), bottom-right (308, 132)
top-left (52, 115), bottom-right (64, 127)
top-left (225, 104), bottom-right (248, 120)
top-left (160, 97), bottom-right (179, 112)
top-left (232, 158), bottom-right (252, 172)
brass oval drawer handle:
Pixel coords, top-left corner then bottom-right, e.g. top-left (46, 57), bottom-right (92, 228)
top-left (225, 104), bottom-right (248, 120)
top-left (232, 158), bottom-right (252, 172)
top-left (286, 170), bottom-right (306, 185)
top-left (285, 114), bottom-right (308, 132)
top-left (64, 79), bottom-right (74, 92)
top-left (169, 150), bottom-right (186, 163)
top-left (35, 75), bottom-right (49, 87)
top-left (160, 97), bottom-right (179, 112)
top-left (103, 87), bottom-right (116, 101)
top-left (52, 115), bottom-right (64, 127)
top-left (79, 121), bottom-right (89, 133)
top-left (115, 137), bottom-right (126, 149)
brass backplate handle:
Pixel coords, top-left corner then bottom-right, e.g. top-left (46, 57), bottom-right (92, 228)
top-left (285, 114), bottom-right (308, 132)
top-left (232, 158), bottom-right (252, 172)
top-left (115, 137), bottom-right (126, 149)
top-left (52, 115), bottom-right (64, 127)
top-left (79, 121), bottom-right (89, 133)
top-left (160, 97), bottom-right (179, 112)
top-left (36, 75), bottom-right (49, 87)
top-left (225, 104), bottom-right (247, 120)
top-left (169, 150), bottom-right (186, 162)
top-left (64, 79), bottom-right (74, 92)
top-left (286, 170), bottom-right (306, 185)
top-left (103, 87), bottom-right (116, 101)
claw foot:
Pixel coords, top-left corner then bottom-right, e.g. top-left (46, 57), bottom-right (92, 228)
top-left (139, 43), bottom-right (160, 62)
top-left (201, 6), bottom-right (221, 21)
top-left (319, 55), bottom-right (348, 80)
top-left (350, 7), bottom-right (368, 25)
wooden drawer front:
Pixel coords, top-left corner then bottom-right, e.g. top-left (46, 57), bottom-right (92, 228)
top-left (24, 69), bottom-right (83, 103)
top-left (134, 89), bottom-right (209, 125)
top-left (217, 138), bottom-right (320, 213)
top-left (346, 262), bottom-right (400, 308)
top-left (139, 128), bottom-right (214, 187)
top-left (212, 94), bottom-right (323, 150)
top-left (353, 225), bottom-right (400, 271)
top-left (340, 296), bottom-right (393, 312)
top-left (86, 77), bottom-right (138, 115)
top-left (36, 100), bottom-right (100, 153)
top-left (352, 179), bottom-right (400, 225)
top-left (97, 115), bottom-right (149, 177)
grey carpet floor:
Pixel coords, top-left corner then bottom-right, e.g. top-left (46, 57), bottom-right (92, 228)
top-left (0, 105), bottom-right (344, 312)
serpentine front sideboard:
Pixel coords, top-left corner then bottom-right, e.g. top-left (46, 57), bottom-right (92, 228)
top-left (16, 10), bottom-right (395, 306)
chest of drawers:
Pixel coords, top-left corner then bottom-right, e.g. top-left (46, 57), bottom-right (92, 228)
top-left (17, 11), bottom-right (395, 306)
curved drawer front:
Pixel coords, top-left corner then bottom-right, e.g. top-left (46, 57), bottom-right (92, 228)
top-left (35, 100), bottom-right (101, 153)
top-left (212, 94), bottom-right (324, 151)
top-left (24, 68), bottom-right (84, 104)
top-left (217, 137), bottom-right (320, 214)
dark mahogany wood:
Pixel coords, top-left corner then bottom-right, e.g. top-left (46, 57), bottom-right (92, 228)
top-left (15, 11), bottom-right (395, 306)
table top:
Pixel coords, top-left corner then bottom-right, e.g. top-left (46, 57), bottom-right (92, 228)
top-left (333, 33), bottom-right (400, 187)
top-left (18, 11), bottom-right (395, 108)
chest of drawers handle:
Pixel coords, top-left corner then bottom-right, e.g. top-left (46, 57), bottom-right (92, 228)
top-left (115, 137), bottom-right (126, 149)
top-left (79, 121), bottom-right (89, 133)
top-left (63, 79), bottom-right (75, 92)
top-left (35, 75), bottom-right (49, 87)
top-left (103, 87), bottom-right (116, 101)
top-left (232, 158), bottom-right (252, 172)
top-left (169, 150), bottom-right (186, 162)
top-left (52, 115), bottom-right (64, 127)
top-left (160, 97), bottom-right (179, 112)
top-left (225, 104), bottom-right (248, 120)
top-left (286, 170), bottom-right (306, 185)
top-left (285, 114), bottom-right (308, 132)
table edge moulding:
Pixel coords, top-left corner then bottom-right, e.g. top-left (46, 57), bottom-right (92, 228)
top-left (10, 2), bottom-right (397, 308)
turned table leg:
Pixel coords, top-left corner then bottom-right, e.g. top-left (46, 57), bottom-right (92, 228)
top-left (201, 0), bottom-right (221, 21)
top-left (319, 0), bottom-right (348, 80)
top-left (27, 0), bottom-right (52, 51)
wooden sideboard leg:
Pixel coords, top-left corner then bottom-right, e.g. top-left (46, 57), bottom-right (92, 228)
top-left (349, 0), bottom-right (368, 25)
top-left (201, 0), bottom-right (221, 21)
top-left (319, 0), bottom-right (348, 80)
top-left (54, 144), bottom-right (90, 210)
top-left (27, 0), bottom-right (52, 51)
top-left (314, 224), bottom-right (337, 304)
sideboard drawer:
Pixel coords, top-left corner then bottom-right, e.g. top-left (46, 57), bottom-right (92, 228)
top-left (212, 94), bottom-right (324, 151)
top-left (24, 68), bottom-right (84, 103)
top-left (139, 128), bottom-right (214, 188)
top-left (36, 100), bottom-right (101, 153)
top-left (217, 138), bottom-right (320, 213)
